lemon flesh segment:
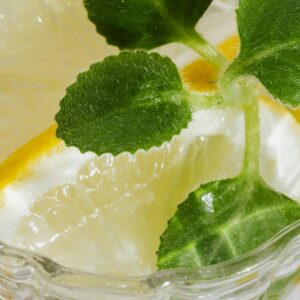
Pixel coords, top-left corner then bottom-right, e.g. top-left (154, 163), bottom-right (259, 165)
top-left (0, 108), bottom-right (244, 275)
top-left (0, 140), bottom-right (96, 246)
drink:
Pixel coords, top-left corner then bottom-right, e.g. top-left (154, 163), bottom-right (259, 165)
top-left (1, 0), bottom-right (300, 283)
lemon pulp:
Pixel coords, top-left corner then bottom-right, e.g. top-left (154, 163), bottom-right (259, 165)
top-left (0, 0), bottom-right (115, 163)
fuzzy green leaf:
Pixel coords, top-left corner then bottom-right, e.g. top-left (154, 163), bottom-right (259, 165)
top-left (226, 0), bottom-right (300, 107)
top-left (157, 176), bottom-right (300, 269)
top-left (55, 51), bottom-right (191, 156)
top-left (83, 0), bottom-right (213, 49)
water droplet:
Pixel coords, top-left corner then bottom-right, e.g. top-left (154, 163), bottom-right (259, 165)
top-left (202, 192), bottom-right (214, 213)
top-left (36, 16), bottom-right (43, 23)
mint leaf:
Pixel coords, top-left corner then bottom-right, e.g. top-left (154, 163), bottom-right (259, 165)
top-left (83, 0), bottom-right (212, 50)
top-left (157, 176), bottom-right (300, 269)
top-left (55, 51), bottom-right (191, 156)
top-left (225, 0), bottom-right (300, 107)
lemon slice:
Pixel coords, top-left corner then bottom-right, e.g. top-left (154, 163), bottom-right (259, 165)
top-left (0, 0), bottom-right (115, 162)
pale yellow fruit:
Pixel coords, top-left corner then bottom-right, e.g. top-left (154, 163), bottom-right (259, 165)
top-left (0, 0), bottom-right (115, 162)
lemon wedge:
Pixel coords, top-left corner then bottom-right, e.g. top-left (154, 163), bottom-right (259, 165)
top-left (0, 109), bottom-right (244, 275)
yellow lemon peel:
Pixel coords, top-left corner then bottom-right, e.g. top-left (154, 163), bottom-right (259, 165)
top-left (218, 35), bottom-right (240, 61)
top-left (0, 125), bottom-right (60, 190)
top-left (181, 59), bottom-right (217, 92)
top-left (181, 35), bottom-right (240, 93)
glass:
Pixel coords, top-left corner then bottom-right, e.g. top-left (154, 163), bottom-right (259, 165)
top-left (1, 0), bottom-right (300, 299)
top-left (0, 220), bottom-right (299, 299)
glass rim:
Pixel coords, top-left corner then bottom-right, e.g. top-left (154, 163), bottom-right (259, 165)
top-left (1, 220), bottom-right (299, 292)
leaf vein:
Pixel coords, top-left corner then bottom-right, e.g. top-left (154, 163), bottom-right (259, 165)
top-left (236, 40), bottom-right (300, 72)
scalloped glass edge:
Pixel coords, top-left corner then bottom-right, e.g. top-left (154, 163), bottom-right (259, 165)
top-left (0, 220), bottom-right (299, 299)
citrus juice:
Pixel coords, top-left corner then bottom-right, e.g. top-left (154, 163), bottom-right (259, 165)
top-left (1, 0), bottom-right (300, 276)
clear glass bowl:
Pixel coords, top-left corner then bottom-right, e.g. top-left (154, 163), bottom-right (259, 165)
top-left (0, 220), bottom-right (299, 299)
top-left (1, 0), bottom-right (300, 299)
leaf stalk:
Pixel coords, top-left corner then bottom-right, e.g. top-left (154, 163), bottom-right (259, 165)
top-left (188, 92), bottom-right (225, 111)
top-left (182, 30), bottom-right (228, 72)
top-left (241, 92), bottom-right (260, 177)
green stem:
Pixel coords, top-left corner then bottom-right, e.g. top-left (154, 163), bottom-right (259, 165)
top-left (182, 29), bottom-right (260, 177)
top-left (188, 92), bottom-right (227, 111)
top-left (181, 30), bottom-right (228, 72)
top-left (242, 93), bottom-right (260, 177)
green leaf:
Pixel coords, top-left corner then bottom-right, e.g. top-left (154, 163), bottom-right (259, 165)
top-left (157, 176), bottom-right (300, 269)
top-left (83, 0), bottom-right (213, 50)
top-left (225, 0), bottom-right (300, 107)
top-left (55, 51), bottom-right (192, 156)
